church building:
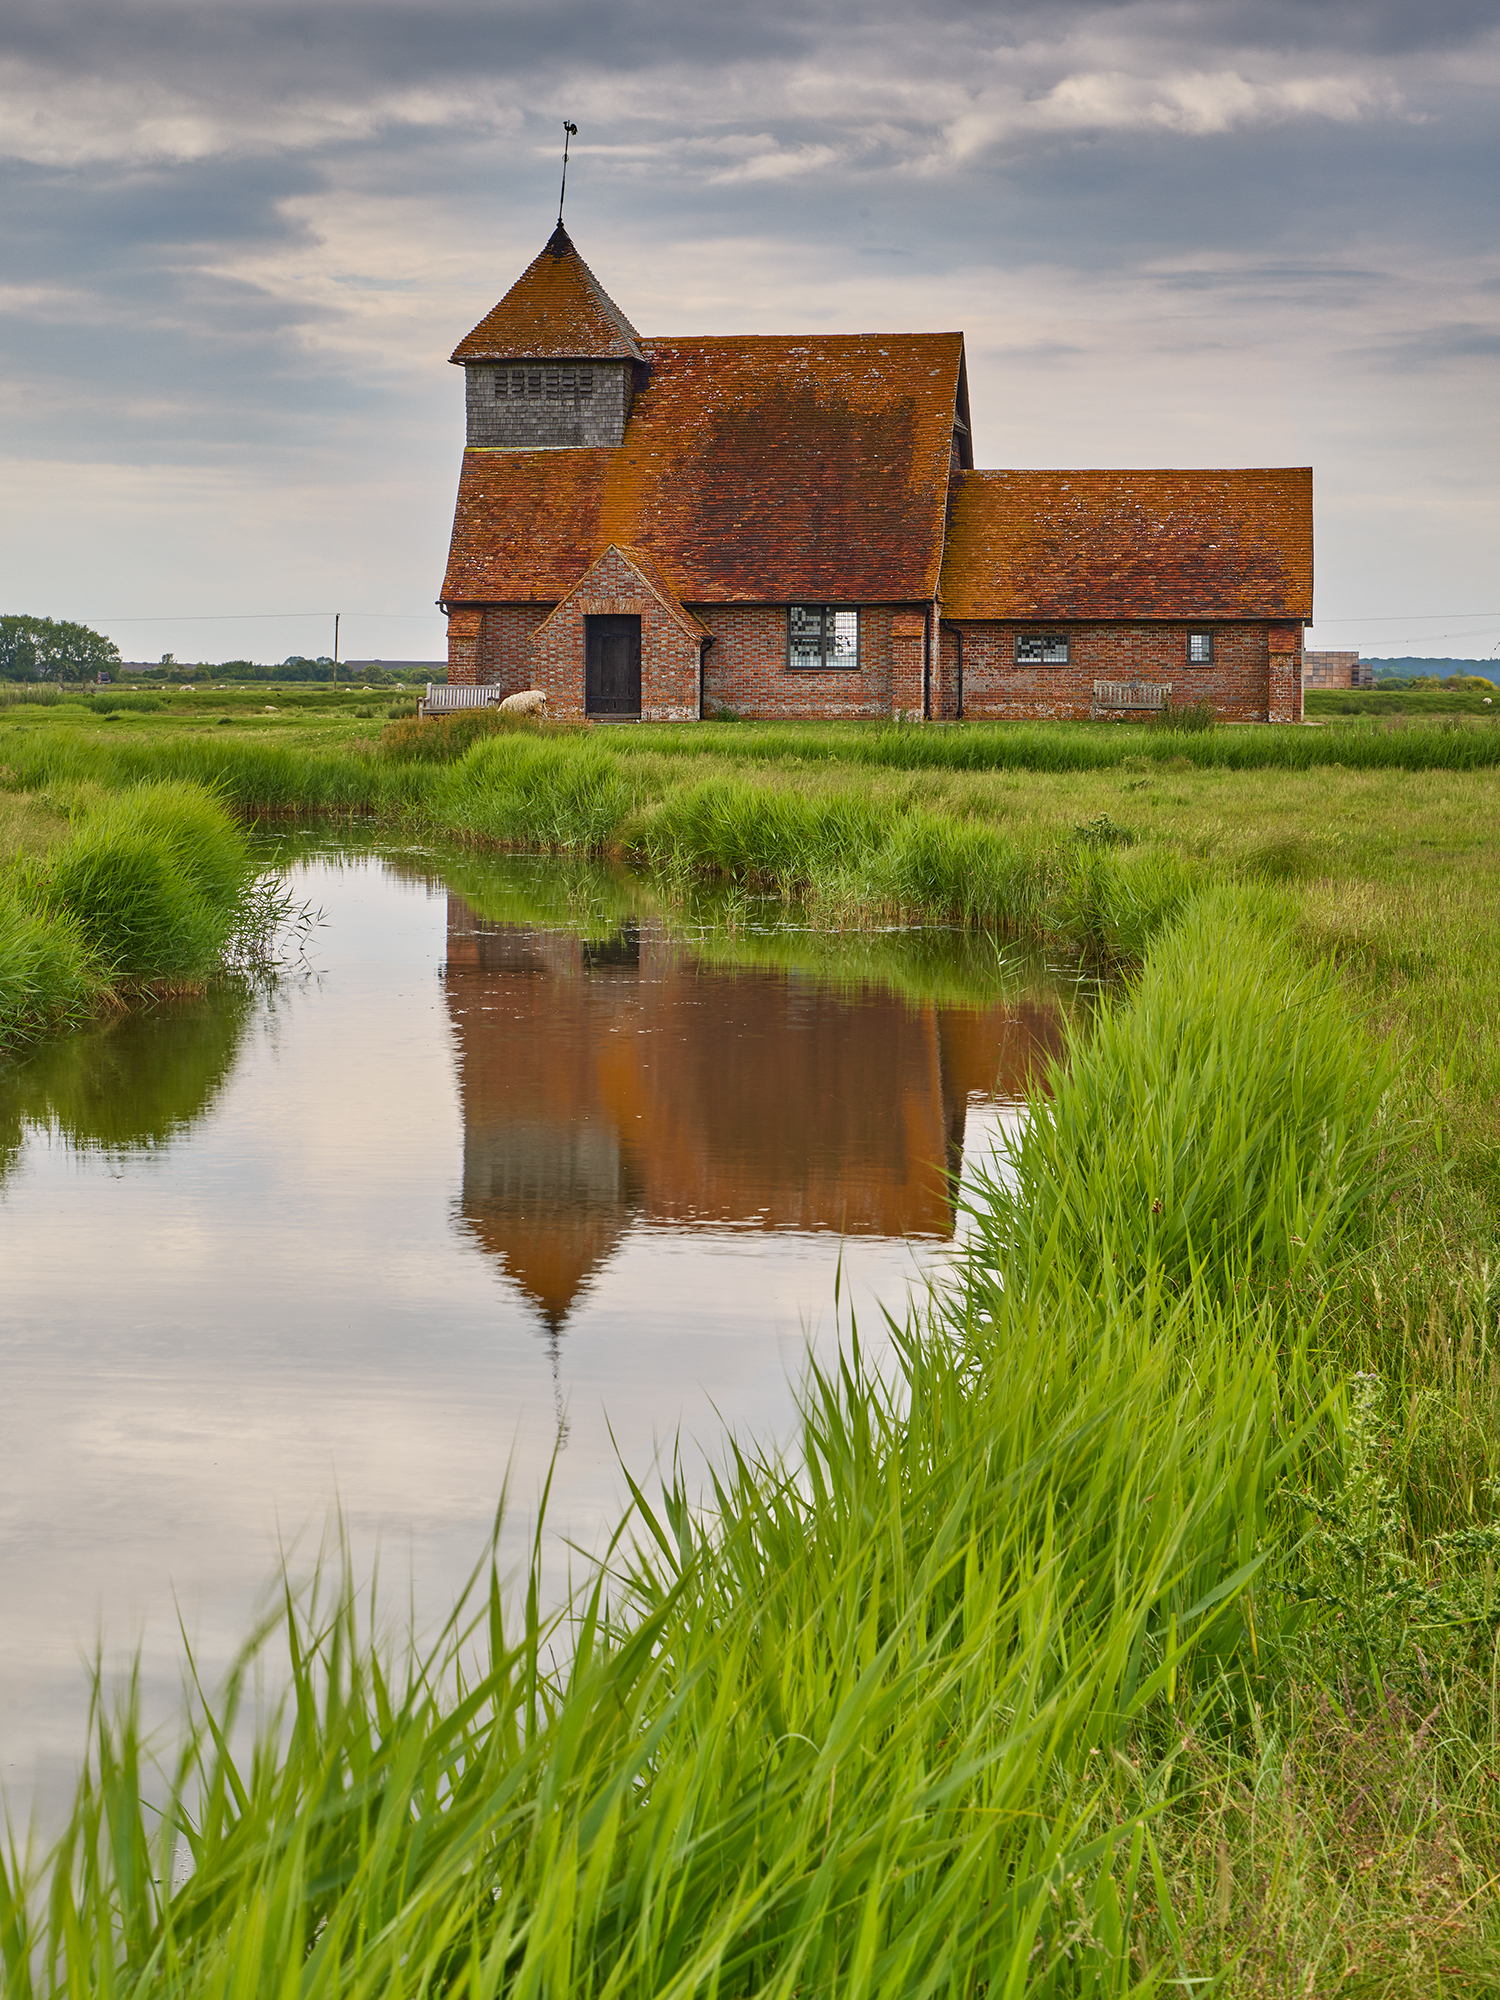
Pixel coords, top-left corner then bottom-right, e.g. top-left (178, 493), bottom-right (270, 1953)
top-left (440, 227), bottom-right (1311, 724)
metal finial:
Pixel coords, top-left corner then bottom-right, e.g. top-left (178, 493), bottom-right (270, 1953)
top-left (558, 121), bottom-right (578, 226)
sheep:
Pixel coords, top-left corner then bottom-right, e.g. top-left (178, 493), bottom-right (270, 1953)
top-left (497, 689), bottom-right (548, 717)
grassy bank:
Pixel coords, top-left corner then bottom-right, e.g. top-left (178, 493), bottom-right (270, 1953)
top-left (4, 709), bottom-right (1499, 1990)
top-left (15, 886), bottom-right (1477, 1996)
top-left (0, 780), bottom-right (272, 1045)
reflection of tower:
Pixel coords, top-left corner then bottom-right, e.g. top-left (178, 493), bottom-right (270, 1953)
top-left (446, 908), bottom-right (641, 1342)
top-left (442, 892), bottom-right (1066, 1345)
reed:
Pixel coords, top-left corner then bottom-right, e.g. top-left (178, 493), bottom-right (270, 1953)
top-left (0, 726), bottom-right (430, 816)
top-left (438, 732), bottom-right (636, 850)
top-left (624, 776), bottom-right (1204, 962)
top-left (964, 888), bottom-right (1403, 1313)
top-left (617, 714), bottom-right (1500, 776)
top-left (0, 889), bottom-right (100, 1044)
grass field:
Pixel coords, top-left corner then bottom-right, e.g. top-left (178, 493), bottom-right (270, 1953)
top-left (3, 698), bottom-right (1500, 1993)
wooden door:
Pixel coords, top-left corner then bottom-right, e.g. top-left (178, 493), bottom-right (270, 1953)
top-left (585, 616), bottom-right (641, 717)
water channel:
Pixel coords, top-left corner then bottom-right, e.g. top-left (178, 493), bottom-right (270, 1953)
top-left (0, 837), bottom-right (1080, 1822)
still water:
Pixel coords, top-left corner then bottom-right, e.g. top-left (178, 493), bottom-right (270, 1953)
top-left (0, 841), bottom-right (1072, 1820)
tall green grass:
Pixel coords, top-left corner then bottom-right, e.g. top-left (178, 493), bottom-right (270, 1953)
top-left (0, 728), bottom-right (429, 816)
top-left (626, 776), bottom-right (1202, 962)
top-left (439, 733), bottom-right (635, 850)
top-left (0, 889), bottom-right (98, 1044)
top-left (963, 890), bottom-right (1400, 1312)
top-left (3, 890), bottom-right (1397, 1996)
top-left (620, 714), bottom-right (1500, 776)
top-left (33, 784), bottom-right (256, 980)
top-left (1, 782), bottom-right (274, 1043)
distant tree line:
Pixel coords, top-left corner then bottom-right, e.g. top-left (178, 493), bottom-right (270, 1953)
top-left (0, 615), bottom-right (120, 681)
top-left (1370, 658), bottom-right (1496, 689)
top-left (128, 658), bottom-right (443, 685)
top-left (1, 625), bottom-right (446, 685)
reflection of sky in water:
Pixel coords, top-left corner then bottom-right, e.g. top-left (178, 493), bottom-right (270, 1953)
top-left (0, 851), bottom-right (1062, 1827)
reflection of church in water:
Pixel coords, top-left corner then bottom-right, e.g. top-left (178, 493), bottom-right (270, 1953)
top-left (443, 894), bottom-right (1063, 1337)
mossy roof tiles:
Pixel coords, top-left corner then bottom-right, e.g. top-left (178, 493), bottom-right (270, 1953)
top-left (442, 331), bottom-right (965, 606)
top-left (451, 225), bottom-right (645, 363)
top-left (940, 468), bottom-right (1313, 622)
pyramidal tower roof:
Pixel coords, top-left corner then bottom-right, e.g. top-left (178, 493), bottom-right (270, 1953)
top-left (450, 225), bottom-right (644, 365)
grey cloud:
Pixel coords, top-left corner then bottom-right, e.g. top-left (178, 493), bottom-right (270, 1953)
top-left (2, 0), bottom-right (1497, 658)
top-left (1352, 322), bottom-right (1500, 366)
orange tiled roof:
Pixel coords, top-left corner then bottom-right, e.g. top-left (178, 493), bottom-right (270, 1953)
top-left (940, 468), bottom-right (1313, 622)
top-left (442, 332), bottom-right (964, 605)
top-left (451, 225), bottom-right (645, 363)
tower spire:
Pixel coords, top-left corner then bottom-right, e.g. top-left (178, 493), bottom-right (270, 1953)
top-left (558, 120), bottom-right (578, 227)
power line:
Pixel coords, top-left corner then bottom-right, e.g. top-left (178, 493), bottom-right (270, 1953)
top-left (1310, 611), bottom-right (1500, 623)
top-left (75, 611), bottom-right (438, 624)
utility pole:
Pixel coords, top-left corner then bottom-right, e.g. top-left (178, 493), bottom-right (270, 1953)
top-left (334, 612), bottom-right (340, 689)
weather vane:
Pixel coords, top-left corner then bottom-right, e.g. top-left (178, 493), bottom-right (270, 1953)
top-left (558, 121), bottom-right (578, 226)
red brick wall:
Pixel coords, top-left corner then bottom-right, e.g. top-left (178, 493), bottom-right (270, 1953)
top-left (696, 604), bottom-right (921, 719)
top-left (949, 622), bottom-right (1293, 723)
top-left (451, 603), bottom-right (1304, 723)
top-left (478, 606), bottom-right (550, 693)
top-left (1268, 626), bottom-right (1302, 724)
top-left (891, 612), bottom-right (926, 719)
top-left (446, 607), bottom-right (482, 685)
top-left (531, 547), bottom-right (702, 721)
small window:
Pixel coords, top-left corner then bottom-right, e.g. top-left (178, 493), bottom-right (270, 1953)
top-left (1015, 633), bottom-right (1069, 665)
top-left (578, 367), bottom-right (593, 398)
top-left (511, 368), bottom-right (526, 397)
top-left (545, 369), bottom-right (561, 399)
top-left (788, 606), bottom-right (860, 672)
top-left (1188, 631), bottom-right (1214, 663)
top-left (493, 369), bottom-right (506, 399)
top-left (527, 369), bottom-right (542, 397)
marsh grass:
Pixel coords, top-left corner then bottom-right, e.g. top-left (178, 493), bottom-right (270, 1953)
top-left (965, 890), bottom-right (1403, 1310)
top-left (439, 733), bottom-right (637, 849)
top-left (10, 887), bottom-right (1466, 1997)
top-left (0, 782), bottom-right (292, 1043)
top-left (614, 715), bottom-right (1500, 776)
top-left (622, 776), bottom-right (1203, 964)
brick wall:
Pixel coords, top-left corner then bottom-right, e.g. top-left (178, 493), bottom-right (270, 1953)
top-left (530, 547), bottom-right (702, 722)
top-left (451, 603), bottom-right (1306, 722)
top-left (891, 612), bottom-right (927, 719)
top-left (447, 607), bottom-right (482, 685)
top-left (1268, 626), bottom-right (1302, 724)
top-left (949, 622), bottom-right (1295, 723)
top-left (479, 605), bottom-right (550, 693)
top-left (697, 605), bottom-right (922, 719)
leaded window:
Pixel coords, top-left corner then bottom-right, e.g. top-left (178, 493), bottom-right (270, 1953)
top-left (788, 607), bottom-right (860, 672)
top-left (1188, 631), bottom-right (1214, 663)
top-left (1015, 633), bottom-right (1069, 664)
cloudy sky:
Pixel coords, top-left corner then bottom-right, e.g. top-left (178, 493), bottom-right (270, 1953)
top-left (3, 0), bottom-right (1497, 667)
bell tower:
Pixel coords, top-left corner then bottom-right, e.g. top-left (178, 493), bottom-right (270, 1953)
top-left (450, 225), bottom-right (645, 450)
